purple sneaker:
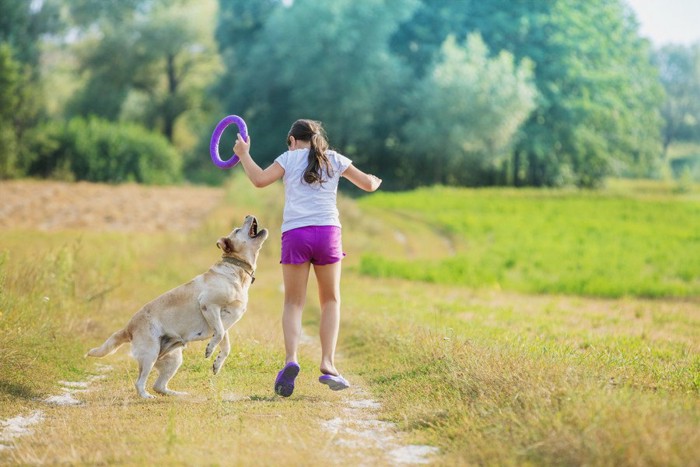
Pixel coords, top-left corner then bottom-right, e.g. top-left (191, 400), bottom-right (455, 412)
top-left (274, 362), bottom-right (300, 397)
top-left (319, 374), bottom-right (350, 391)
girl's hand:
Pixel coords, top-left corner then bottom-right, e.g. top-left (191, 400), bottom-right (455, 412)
top-left (368, 174), bottom-right (382, 191)
top-left (233, 133), bottom-right (251, 158)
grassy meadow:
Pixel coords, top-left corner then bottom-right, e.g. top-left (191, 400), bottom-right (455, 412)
top-left (0, 176), bottom-right (698, 465)
top-left (358, 181), bottom-right (700, 298)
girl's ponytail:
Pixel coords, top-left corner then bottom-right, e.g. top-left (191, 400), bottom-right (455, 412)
top-left (288, 119), bottom-right (333, 185)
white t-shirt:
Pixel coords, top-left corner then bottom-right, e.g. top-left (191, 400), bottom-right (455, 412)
top-left (274, 149), bottom-right (352, 233)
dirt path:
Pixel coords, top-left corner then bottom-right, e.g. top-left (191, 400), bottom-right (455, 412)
top-left (298, 328), bottom-right (439, 465)
top-left (1, 335), bottom-right (439, 463)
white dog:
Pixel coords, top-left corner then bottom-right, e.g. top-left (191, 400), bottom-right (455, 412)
top-left (87, 215), bottom-right (268, 398)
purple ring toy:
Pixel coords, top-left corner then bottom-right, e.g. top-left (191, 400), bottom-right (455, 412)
top-left (210, 115), bottom-right (248, 169)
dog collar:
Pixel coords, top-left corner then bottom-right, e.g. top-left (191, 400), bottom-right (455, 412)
top-left (221, 257), bottom-right (256, 284)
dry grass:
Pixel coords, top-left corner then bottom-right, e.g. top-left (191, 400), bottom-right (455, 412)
top-left (339, 275), bottom-right (699, 465)
top-left (0, 180), bottom-right (223, 232)
top-left (1, 176), bottom-right (698, 465)
top-left (0, 177), bottom-right (417, 465)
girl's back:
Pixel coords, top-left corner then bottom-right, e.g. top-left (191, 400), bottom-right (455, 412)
top-left (275, 148), bottom-right (352, 233)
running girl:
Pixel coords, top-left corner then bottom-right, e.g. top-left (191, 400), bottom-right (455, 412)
top-left (233, 119), bottom-right (381, 397)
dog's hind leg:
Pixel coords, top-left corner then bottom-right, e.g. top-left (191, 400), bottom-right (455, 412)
top-left (212, 331), bottom-right (230, 375)
top-left (200, 303), bottom-right (224, 359)
top-left (154, 348), bottom-right (187, 396)
top-left (134, 354), bottom-right (157, 399)
top-left (131, 332), bottom-right (159, 399)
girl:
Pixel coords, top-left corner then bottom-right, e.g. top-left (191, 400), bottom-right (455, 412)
top-left (233, 119), bottom-right (381, 397)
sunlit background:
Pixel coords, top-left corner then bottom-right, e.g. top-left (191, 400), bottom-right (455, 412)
top-left (1, 0), bottom-right (699, 190)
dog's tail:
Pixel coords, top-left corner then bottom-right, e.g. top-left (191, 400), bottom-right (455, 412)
top-left (85, 328), bottom-right (131, 358)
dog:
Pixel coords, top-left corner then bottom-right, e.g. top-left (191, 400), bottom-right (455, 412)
top-left (87, 215), bottom-right (268, 398)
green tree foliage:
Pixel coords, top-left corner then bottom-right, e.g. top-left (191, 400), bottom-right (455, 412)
top-left (215, 0), bottom-right (279, 68)
top-left (67, 26), bottom-right (136, 119)
top-left (653, 44), bottom-right (700, 154)
top-left (1, 0), bottom-right (671, 188)
top-left (22, 117), bottom-right (182, 184)
top-left (0, 0), bottom-right (61, 65)
top-left (0, 0), bottom-right (58, 178)
top-left (185, 0), bottom-right (282, 185)
top-left (65, 0), bottom-right (145, 27)
top-left (397, 0), bottom-right (663, 187)
top-left (67, 0), bottom-right (220, 143)
top-left (403, 34), bottom-right (537, 186)
top-left (213, 0), bottom-right (662, 188)
top-left (0, 44), bottom-right (21, 178)
top-left (58, 0), bottom-right (149, 119)
top-left (390, 0), bottom-right (472, 78)
top-left (216, 0), bottom-right (418, 171)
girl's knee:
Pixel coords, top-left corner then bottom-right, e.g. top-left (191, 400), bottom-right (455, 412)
top-left (283, 301), bottom-right (305, 314)
top-left (320, 297), bottom-right (340, 311)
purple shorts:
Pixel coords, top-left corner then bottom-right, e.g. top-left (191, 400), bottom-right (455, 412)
top-left (281, 225), bottom-right (345, 265)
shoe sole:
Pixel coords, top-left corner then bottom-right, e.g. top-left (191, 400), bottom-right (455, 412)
top-left (274, 364), bottom-right (300, 397)
top-left (319, 375), bottom-right (350, 391)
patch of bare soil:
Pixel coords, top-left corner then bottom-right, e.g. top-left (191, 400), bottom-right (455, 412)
top-left (0, 180), bottom-right (224, 232)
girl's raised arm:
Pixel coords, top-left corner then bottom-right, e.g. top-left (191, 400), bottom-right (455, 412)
top-left (233, 133), bottom-right (284, 188)
top-left (342, 164), bottom-right (382, 192)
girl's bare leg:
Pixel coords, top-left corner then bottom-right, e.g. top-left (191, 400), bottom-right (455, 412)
top-left (282, 262), bottom-right (311, 364)
top-left (313, 261), bottom-right (342, 376)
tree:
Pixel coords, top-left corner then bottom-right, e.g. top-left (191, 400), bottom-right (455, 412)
top-left (67, 0), bottom-right (221, 143)
top-left (0, 0), bottom-right (61, 65)
top-left (653, 44), bottom-right (700, 156)
top-left (64, 0), bottom-right (145, 27)
top-left (392, 0), bottom-right (664, 187)
top-left (0, 0), bottom-right (59, 178)
top-left (215, 0), bottom-right (280, 74)
top-left (215, 0), bottom-right (418, 173)
top-left (390, 0), bottom-right (472, 79)
top-left (403, 34), bottom-right (537, 185)
top-left (127, 5), bottom-right (216, 143)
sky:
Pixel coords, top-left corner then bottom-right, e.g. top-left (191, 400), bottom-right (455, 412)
top-left (625, 0), bottom-right (700, 46)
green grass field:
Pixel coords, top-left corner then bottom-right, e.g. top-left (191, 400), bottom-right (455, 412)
top-left (358, 182), bottom-right (700, 298)
top-left (1, 177), bottom-right (698, 465)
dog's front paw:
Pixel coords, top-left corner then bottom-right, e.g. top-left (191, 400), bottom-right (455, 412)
top-left (205, 344), bottom-right (214, 359)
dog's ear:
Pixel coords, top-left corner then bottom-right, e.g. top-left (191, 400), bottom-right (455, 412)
top-left (216, 237), bottom-right (235, 254)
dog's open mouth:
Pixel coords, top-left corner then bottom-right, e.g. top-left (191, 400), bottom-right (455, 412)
top-left (248, 218), bottom-right (259, 238)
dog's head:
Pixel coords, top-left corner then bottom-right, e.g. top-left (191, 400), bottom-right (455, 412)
top-left (216, 215), bottom-right (269, 266)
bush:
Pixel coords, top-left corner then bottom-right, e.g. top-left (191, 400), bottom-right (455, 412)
top-left (22, 117), bottom-right (182, 184)
top-left (670, 154), bottom-right (700, 182)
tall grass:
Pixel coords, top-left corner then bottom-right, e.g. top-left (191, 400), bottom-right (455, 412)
top-left (0, 231), bottom-right (182, 416)
top-left (1, 177), bottom-right (698, 465)
top-left (0, 176), bottom-right (279, 419)
top-left (358, 184), bottom-right (700, 298)
top-left (341, 276), bottom-right (700, 465)
top-left (342, 180), bottom-right (700, 464)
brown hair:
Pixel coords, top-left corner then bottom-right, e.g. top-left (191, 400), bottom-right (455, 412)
top-left (287, 119), bottom-right (332, 185)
